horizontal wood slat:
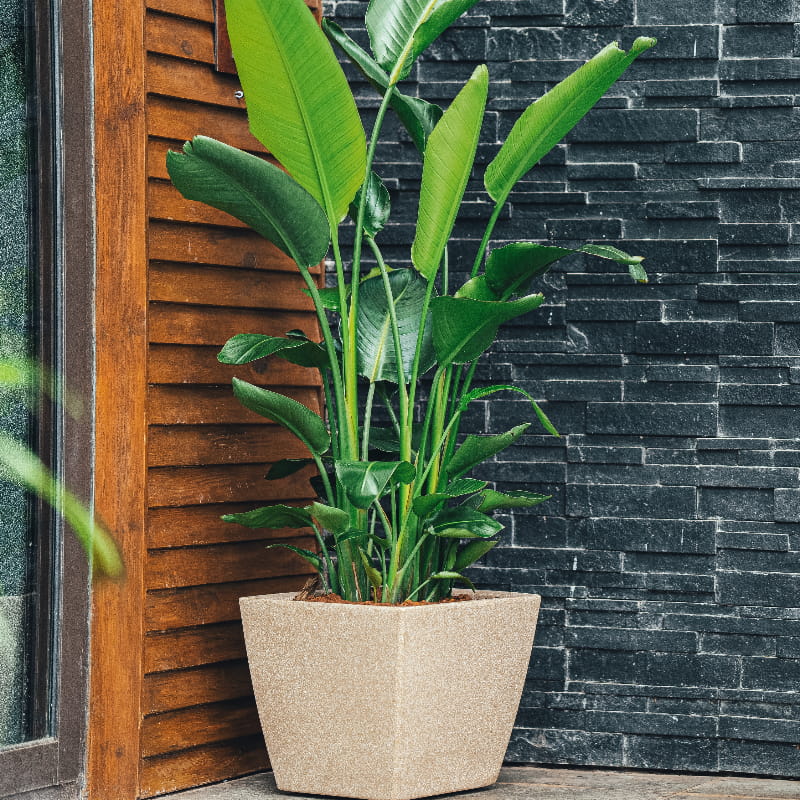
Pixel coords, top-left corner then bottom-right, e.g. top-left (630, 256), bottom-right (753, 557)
top-left (139, 736), bottom-right (267, 797)
top-left (145, 575), bottom-right (309, 631)
top-left (144, 622), bottom-right (246, 672)
top-left (145, 11), bottom-right (214, 63)
top-left (145, 0), bottom-right (214, 23)
top-left (148, 344), bottom-right (319, 387)
top-left (147, 462), bottom-right (316, 507)
top-left (149, 262), bottom-right (315, 311)
top-left (148, 504), bottom-right (311, 548)
top-left (149, 96), bottom-right (264, 151)
top-left (148, 52), bottom-right (243, 109)
top-left (147, 385), bottom-right (320, 425)
top-left (148, 220), bottom-right (315, 272)
top-left (143, 661), bottom-right (253, 714)
top-left (149, 303), bottom-right (317, 346)
top-left (146, 536), bottom-right (316, 589)
top-left (148, 424), bottom-right (310, 466)
top-left (136, 4), bottom-right (326, 793)
top-left (141, 698), bottom-right (261, 757)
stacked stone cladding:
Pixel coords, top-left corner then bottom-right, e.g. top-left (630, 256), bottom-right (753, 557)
top-left (329, 0), bottom-right (800, 776)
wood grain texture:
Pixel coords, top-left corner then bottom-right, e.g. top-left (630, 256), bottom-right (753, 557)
top-left (141, 699), bottom-right (261, 757)
top-left (146, 0), bottom-right (214, 23)
top-left (148, 503), bottom-right (311, 548)
top-left (139, 737), bottom-right (267, 797)
top-left (148, 53), bottom-right (243, 108)
top-left (145, 10), bottom-right (214, 62)
top-left (86, 0), bottom-right (328, 792)
top-left (145, 575), bottom-right (309, 630)
top-left (148, 219), bottom-right (312, 271)
top-left (148, 95), bottom-right (264, 151)
top-left (148, 344), bottom-right (319, 387)
top-left (143, 661), bottom-right (253, 714)
top-left (149, 303), bottom-right (317, 346)
top-left (149, 262), bottom-right (315, 311)
top-left (144, 622), bottom-right (246, 672)
top-left (146, 536), bottom-right (317, 589)
top-left (88, 0), bottom-right (148, 794)
top-left (147, 385), bottom-right (321, 425)
top-left (147, 424), bottom-right (310, 466)
top-left (147, 463), bottom-right (317, 507)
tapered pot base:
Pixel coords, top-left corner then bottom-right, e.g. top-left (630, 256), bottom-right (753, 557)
top-left (240, 590), bottom-right (541, 800)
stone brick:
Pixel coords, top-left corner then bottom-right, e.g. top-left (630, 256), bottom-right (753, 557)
top-left (586, 402), bottom-right (717, 436)
top-left (717, 571), bottom-right (800, 607)
top-left (335, 0), bottom-right (800, 777)
top-left (570, 109), bottom-right (698, 142)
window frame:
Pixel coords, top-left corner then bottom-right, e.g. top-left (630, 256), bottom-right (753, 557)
top-left (0, 0), bottom-right (95, 795)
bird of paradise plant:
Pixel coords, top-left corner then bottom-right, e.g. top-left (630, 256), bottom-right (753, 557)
top-left (167, 0), bottom-right (654, 603)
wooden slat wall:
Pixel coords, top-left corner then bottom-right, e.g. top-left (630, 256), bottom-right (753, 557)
top-left (95, 0), bottom-right (325, 796)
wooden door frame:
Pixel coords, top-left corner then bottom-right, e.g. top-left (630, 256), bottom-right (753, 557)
top-left (86, 0), bottom-right (148, 795)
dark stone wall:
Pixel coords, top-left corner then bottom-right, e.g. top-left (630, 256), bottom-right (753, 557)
top-left (329, 0), bottom-right (800, 777)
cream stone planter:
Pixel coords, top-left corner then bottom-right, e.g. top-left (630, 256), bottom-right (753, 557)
top-left (239, 589), bottom-right (540, 800)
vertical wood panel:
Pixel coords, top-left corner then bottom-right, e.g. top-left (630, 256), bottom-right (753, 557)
top-left (90, 1), bottom-right (325, 795)
top-left (88, 0), bottom-right (148, 796)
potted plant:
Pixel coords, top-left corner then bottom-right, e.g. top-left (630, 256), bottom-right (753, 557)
top-left (167, 1), bottom-right (653, 797)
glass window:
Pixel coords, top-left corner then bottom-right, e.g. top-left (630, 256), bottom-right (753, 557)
top-left (0, 0), bottom-right (41, 747)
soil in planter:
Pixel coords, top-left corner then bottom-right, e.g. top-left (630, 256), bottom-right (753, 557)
top-left (296, 592), bottom-right (475, 607)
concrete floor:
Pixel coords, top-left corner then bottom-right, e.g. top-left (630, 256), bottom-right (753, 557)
top-left (163, 767), bottom-right (800, 800)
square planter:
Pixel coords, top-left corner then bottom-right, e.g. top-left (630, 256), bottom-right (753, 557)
top-left (240, 590), bottom-right (541, 800)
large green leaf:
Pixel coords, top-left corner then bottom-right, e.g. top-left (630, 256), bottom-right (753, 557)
top-left (365, 0), bottom-right (437, 77)
top-left (334, 459), bottom-right (416, 509)
top-left (410, 0), bottom-right (482, 64)
top-left (166, 136), bottom-right (329, 268)
top-left (446, 423), bottom-right (530, 479)
top-left (430, 293), bottom-right (544, 365)
top-left (306, 502), bottom-right (351, 535)
top-left (476, 489), bottom-right (551, 513)
top-left (266, 459), bottom-right (314, 480)
top-left (453, 539), bottom-right (497, 571)
top-left (485, 242), bottom-right (647, 297)
top-left (221, 504), bottom-right (313, 528)
top-left (225, 0), bottom-right (366, 221)
top-left (412, 477), bottom-right (487, 517)
top-left (411, 65), bottom-right (488, 280)
top-left (366, 0), bottom-right (481, 82)
top-left (460, 384), bottom-right (559, 436)
top-left (265, 543), bottom-right (322, 572)
top-left (430, 571), bottom-right (476, 590)
top-left (0, 432), bottom-right (122, 577)
top-left (232, 378), bottom-right (330, 455)
top-left (323, 20), bottom-right (442, 154)
top-left (485, 37), bottom-right (656, 204)
top-left (350, 170), bottom-right (391, 237)
top-left (356, 269), bottom-right (434, 382)
top-left (218, 333), bottom-right (328, 369)
top-left (428, 507), bottom-right (503, 539)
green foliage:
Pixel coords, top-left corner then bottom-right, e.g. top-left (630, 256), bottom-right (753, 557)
top-left (224, 0), bottom-right (366, 221)
top-left (170, 0), bottom-right (655, 602)
top-left (166, 136), bottom-right (330, 268)
top-left (356, 269), bottom-right (434, 382)
top-left (411, 65), bottom-right (488, 280)
top-left (0, 362), bottom-right (122, 579)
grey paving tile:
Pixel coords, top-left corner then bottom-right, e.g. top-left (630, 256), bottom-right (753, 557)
top-left (679, 776), bottom-right (800, 800)
top-left (162, 769), bottom-right (800, 800)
